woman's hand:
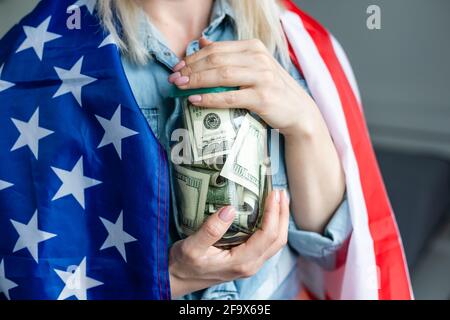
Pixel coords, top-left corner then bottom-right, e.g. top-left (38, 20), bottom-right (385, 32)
top-left (169, 190), bottom-right (289, 298)
top-left (169, 38), bottom-right (316, 138)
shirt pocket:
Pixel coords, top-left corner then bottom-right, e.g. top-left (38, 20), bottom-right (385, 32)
top-left (141, 107), bottom-right (160, 139)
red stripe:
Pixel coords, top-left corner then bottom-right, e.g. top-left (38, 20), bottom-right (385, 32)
top-left (283, 0), bottom-right (412, 300)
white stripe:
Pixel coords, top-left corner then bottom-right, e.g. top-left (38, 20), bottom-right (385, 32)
top-left (330, 36), bottom-right (362, 107)
top-left (281, 11), bottom-right (379, 300)
top-left (98, 34), bottom-right (117, 48)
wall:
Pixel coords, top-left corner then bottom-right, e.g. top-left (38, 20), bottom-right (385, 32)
top-left (296, 0), bottom-right (450, 158)
top-left (0, 0), bottom-right (40, 37)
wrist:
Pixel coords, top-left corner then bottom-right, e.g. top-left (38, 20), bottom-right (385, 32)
top-left (169, 264), bottom-right (212, 298)
top-left (169, 267), bottom-right (184, 299)
top-left (282, 110), bottom-right (318, 145)
top-left (280, 94), bottom-right (321, 140)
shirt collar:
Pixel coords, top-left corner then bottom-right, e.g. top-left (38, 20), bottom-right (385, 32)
top-left (209, 0), bottom-right (235, 30)
top-left (138, 0), bottom-right (235, 56)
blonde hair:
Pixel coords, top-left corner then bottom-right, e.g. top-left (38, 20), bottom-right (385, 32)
top-left (96, 0), bottom-right (289, 65)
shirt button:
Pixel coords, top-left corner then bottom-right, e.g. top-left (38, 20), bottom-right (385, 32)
top-left (164, 51), bottom-right (171, 57)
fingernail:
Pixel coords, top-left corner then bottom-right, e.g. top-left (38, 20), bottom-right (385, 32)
top-left (274, 190), bottom-right (280, 203)
top-left (173, 60), bottom-right (186, 72)
top-left (168, 72), bottom-right (181, 83)
top-left (282, 190), bottom-right (290, 204)
top-left (175, 76), bottom-right (189, 86)
top-left (219, 206), bottom-right (235, 222)
top-left (188, 95), bottom-right (202, 103)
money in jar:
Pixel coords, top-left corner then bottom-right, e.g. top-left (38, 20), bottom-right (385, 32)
top-left (171, 87), bottom-right (272, 248)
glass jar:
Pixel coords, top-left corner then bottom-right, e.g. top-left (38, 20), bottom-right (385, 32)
top-left (171, 87), bottom-right (272, 248)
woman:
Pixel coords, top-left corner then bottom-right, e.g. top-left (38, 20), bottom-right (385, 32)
top-left (0, 0), bottom-right (411, 300)
top-left (99, 0), bottom-right (349, 299)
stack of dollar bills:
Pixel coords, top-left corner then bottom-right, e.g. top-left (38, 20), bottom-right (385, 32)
top-left (173, 97), bottom-right (271, 247)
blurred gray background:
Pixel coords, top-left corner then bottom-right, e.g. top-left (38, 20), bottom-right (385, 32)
top-left (1, 0), bottom-right (450, 299)
top-left (298, 0), bottom-right (450, 158)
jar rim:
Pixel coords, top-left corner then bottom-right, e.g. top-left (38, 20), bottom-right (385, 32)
top-left (170, 86), bottom-right (239, 98)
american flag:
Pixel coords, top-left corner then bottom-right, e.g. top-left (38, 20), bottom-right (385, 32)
top-left (0, 0), bottom-right (170, 300)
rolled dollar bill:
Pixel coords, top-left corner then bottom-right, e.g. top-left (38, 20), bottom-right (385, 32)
top-left (232, 209), bottom-right (258, 232)
top-left (206, 180), bottom-right (239, 205)
top-left (173, 165), bottom-right (209, 236)
top-left (242, 189), bottom-right (258, 212)
top-left (217, 230), bottom-right (251, 248)
top-left (189, 156), bottom-right (226, 171)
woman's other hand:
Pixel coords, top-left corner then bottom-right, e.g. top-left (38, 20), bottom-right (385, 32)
top-left (169, 190), bottom-right (289, 298)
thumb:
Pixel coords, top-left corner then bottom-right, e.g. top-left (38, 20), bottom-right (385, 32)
top-left (199, 36), bottom-right (213, 49)
top-left (186, 206), bottom-right (236, 252)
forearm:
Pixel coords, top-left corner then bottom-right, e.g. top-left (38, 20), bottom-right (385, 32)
top-left (284, 105), bottom-right (346, 234)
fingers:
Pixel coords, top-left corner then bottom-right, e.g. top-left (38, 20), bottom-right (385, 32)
top-left (261, 190), bottom-right (290, 260)
top-left (169, 51), bottom-right (273, 89)
top-left (182, 40), bottom-right (260, 67)
top-left (176, 52), bottom-right (260, 77)
top-left (170, 37), bottom-right (213, 73)
top-left (199, 36), bottom-right (213, 48)
top-left (171, 38), bottom-right (268, 75)
top-left (279, 190), bottom-right (290, 241)
top-left (183, 206), bottom-right (236, 253)
top-left (187, 88), bottom-right (262, 114)
top-left (171, 66), bottom-right (266, 89)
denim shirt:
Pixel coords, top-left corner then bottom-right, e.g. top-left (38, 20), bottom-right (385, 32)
top-left (121, 0), bottom-right (352, 300)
